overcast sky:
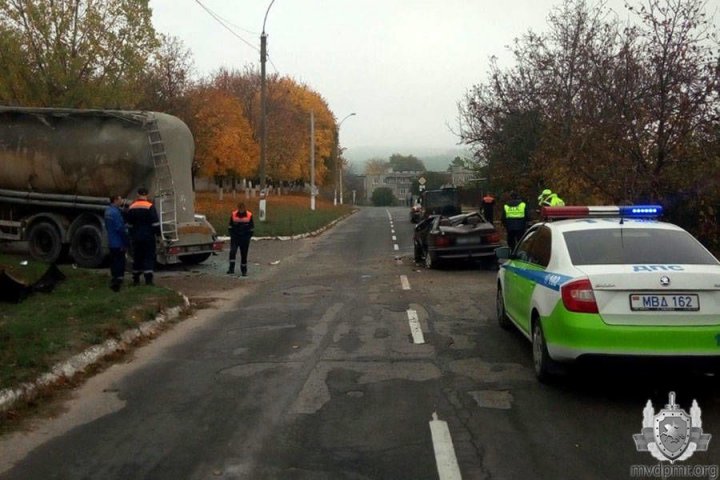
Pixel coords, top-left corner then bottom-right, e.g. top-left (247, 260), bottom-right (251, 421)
top-left (150, 0), bottom-right (630, 157)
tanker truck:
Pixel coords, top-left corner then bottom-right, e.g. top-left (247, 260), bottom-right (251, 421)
top-left (0, 106), bottom-right (223, 267)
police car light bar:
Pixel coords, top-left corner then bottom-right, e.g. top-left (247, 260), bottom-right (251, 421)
top-left (542, 205), bottom-right (663, 220)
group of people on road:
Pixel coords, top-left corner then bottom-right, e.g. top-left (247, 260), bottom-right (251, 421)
top-left (104, 187), bottom-right (254, 291)
top-left (104, 187), bottom-right (161, 292)
top-left (482, 188), bottom-right (565, 251)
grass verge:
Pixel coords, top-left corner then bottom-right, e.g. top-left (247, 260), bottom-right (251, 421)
top-left (195, 192), bottom-right (354, 237)
top-left (0, 254), bottom-right (184, 392)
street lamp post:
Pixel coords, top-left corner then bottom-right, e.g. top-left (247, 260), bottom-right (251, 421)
top-left (258, 0), bottom-right (275, 221)
top-left (334, 112), bottom-right (356, 206)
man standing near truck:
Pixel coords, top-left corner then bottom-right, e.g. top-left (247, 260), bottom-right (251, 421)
top-left (104, 195), bottom-right (129, 292)
top-left (227, 202), bottom-right (254, 276)
top-left (126, 187), bottom-right (160, 286)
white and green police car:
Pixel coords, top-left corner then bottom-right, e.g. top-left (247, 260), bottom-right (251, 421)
top-left (495, 205), bottom-right (720, 382)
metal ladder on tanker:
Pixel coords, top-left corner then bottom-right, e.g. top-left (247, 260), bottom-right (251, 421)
top-left (146, 116), bottom-right (178, 242)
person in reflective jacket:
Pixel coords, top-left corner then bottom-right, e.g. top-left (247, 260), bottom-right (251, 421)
top-left (538, 189), bottom-right (565, 207)
top-left (502, 191), bottom-right (529, 250)
top-left (227, 202), bottom-right (254, 276)
top-left (104, 194), bottom-right (129, 292)
top-left (125, 187), bottom-right (160, 286)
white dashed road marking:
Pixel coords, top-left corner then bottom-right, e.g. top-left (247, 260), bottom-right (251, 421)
top-left (393, 244), bottom-right (399, 251)
top-left (406, 309), bottom-right (425, 344)
top-left (392, 235), bottom-right (397, 241)
top-left (429, 412), bottom-right (462, 480)
top-left (400, 275), bottom-right (410, 290)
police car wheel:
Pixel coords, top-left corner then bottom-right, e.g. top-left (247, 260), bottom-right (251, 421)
top-left (496, 287), bottom-right (511, 330)
top-left (532, 320), bottom-right (557, 383)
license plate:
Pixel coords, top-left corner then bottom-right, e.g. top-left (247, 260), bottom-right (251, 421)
top-left (629, 294), bottom-right (699, 311)
top-left (455, 236), bottom-right (478, 245)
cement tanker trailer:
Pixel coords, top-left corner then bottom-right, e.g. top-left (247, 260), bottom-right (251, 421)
top-left (0, 107), bottom-right (223, 267)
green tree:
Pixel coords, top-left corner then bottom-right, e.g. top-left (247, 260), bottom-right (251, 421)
top-left (371, 187), bottom-right (395, 206)
top-left (389, 153), bottom-right (425, 172)
top-left (0, 0), bottom-right (158, 107)
top-left (364, 158), bottom-right (389, 175)
top-left (140, 34), bottom-right (194, 115)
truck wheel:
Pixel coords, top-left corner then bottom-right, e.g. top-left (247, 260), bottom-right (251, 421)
top-left (179, 253), bottom-right (212, 265)
top-left (27, 221), bottom-right (63, 263)
top-left (70, 224), bottom-right (107, 268)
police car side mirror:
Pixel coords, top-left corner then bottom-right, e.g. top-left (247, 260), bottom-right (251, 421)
top-left (495, 246), bottom-right (511, 261)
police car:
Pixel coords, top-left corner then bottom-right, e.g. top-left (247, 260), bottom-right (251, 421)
top-left (495, 205), bottom-right (720, 382)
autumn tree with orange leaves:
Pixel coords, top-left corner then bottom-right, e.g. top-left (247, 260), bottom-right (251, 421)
top-left (199, 69), bottom-right (336, 187)
top-left (188, 87), bottom-right (258, 185)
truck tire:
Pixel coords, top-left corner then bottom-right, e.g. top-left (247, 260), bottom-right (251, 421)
top-left (27, 221), bottom-right (63, 263)
top-left (70, 224), bottom-right (107, 268)
top-left (179, 253), bottom-right (212, 265)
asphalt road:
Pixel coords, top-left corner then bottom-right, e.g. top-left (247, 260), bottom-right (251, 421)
top-left (1, 206), bottom-right (719, 479)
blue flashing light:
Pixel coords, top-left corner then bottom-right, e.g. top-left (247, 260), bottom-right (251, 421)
top-left (619, 205), bottom-right (663, 218)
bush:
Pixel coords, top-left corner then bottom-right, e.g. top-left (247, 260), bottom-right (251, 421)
top-left (371, 187), bottom-right (395, 206)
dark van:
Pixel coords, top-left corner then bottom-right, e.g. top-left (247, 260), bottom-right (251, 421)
top-left (419, 187), bottom-right (461, 219)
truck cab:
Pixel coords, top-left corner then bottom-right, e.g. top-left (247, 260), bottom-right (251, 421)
top-left (419, 187), bottom-right (461, 219)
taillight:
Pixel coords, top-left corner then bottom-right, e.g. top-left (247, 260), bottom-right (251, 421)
top-left (167, 246), bottom-right (182, 255)
top-left (434, 235), bottom-right (452, 247)
top-left (561, 278), bottom-right (598, 313)
top-left (213, 241), bottom-right (224, 251)
top-left (485, 232), bottom-right (501, 244)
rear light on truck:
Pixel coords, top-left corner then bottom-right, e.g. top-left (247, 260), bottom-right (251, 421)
top-left (167, 246), bottom-right (182, 255)
top-left (561, 278), bottom-right (599, 313)
top-left (213, 241), bottom-right (224, 251)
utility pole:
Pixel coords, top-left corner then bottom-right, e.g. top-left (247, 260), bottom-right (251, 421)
top-left (335, 112), bottom-right (356, 206)
top-left (310, 111), bottom-right (316, 211)
top-left (258, 0), bottom-right (275, 222)
top-left (259, 31), bottom-right (267, 194)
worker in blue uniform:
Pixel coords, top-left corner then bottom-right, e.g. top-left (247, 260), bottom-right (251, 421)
top-left (125, 187), bottom-right (160, 286)
top-left (104, 194), bottom-right (129, 291)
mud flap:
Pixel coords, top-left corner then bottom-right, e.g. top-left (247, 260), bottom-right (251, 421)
top-left (0, 269), bottom-right (30, 303)
top-left (31, 264), bottom-right (66, 293)
top-left (0, 264), bottom-right (66, 303)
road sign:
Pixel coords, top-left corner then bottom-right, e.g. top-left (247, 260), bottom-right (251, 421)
top-left (418, 177), bottom-right (426, 185)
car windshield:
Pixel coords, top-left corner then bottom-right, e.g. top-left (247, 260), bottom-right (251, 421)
top-left (563, 228), bottom-right (719, 265)
top-left (424, 190), bottom-right (458, 208)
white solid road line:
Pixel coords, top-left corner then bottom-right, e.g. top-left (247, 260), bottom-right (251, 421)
top-left (429, 412), bottom-right (463, 480)
top-left (400, 275), bottom-right (410, 290)
top-left (406, 309), bottom-right (425, 344)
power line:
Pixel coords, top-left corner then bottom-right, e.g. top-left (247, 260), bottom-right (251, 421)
top-left (194, 0), bottom-right (259, 53)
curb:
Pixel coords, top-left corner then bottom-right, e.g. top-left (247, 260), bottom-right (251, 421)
top-left (218, 209), bottom-right (357, 242)
top-left (0, 295), bottom-right (191, 414)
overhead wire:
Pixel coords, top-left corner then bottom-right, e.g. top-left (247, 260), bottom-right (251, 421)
top-left (194, 0), bottom-right (259, 53)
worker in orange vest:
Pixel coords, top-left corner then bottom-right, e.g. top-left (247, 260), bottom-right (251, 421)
top-left (227, 202), bottom-right (254, 276)
top-left (125, 187), bottom-right (160, 286)
top-left (482, 193), bottom-right (496, 223)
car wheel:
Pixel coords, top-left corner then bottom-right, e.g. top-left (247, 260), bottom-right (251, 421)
top-left (27, 221), bottom-right (63, 263)
top-left (532, 319), bottom-right (560, 383)
top-left (496, 287), bottom-right (511, 330)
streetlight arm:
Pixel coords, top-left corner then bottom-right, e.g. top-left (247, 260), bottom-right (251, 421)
top-left (263, 0), bottom-right (276, 33)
